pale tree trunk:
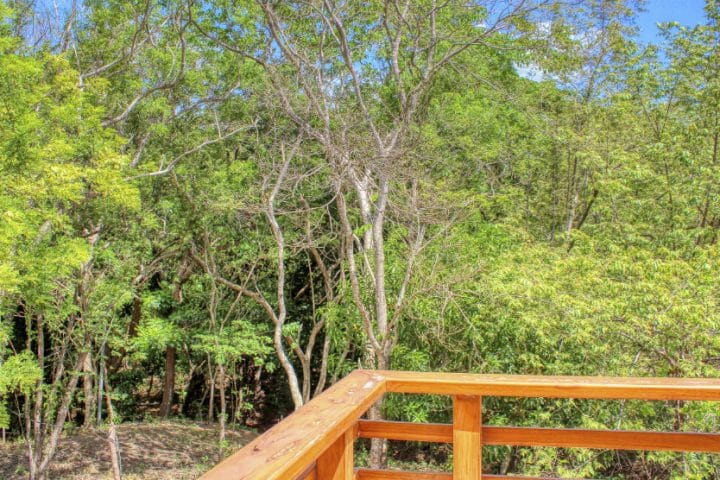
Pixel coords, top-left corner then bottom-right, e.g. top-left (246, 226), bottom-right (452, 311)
top-left (336, 187), bottom-right (390, 468)
top-left (190, 144), bottom-right (308, 411)
top-left (97, 344), bottom-right (105, 425)
top-left (218, 365), bottom-right (227, 444)
top-left (103, 366), bottom-right (122, 480)
top-left (367, 348), bottom-right (389, 467)
top-left (29, 352), bottom-right (87, 480)
top-left (208, 360), bottom-right (215, 422)
top-left (337, 179), bottom-right (426, 468)
top-left (368, 179), bottom-right (391, 468)
top-left (305, 222), bottom-right (335, 398)
top-left (82, 351), bottom-right (95, 428)
top-left (265, 145), bottom-right (304, 409)
top-left (313, 335), bottom-right (331, 397)
top-left (27, 315), bottom-right (45, 480)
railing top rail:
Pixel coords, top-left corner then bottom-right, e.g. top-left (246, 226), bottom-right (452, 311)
top-left (199, 370), bottom-right (385, 480)
top-left (380, 370), bottom-right (720, 400)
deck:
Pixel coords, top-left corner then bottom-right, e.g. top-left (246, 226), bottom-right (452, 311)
top-left (199, 370), bottom-right (720, 480)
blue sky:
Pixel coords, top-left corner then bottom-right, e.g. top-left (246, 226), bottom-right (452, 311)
top-left (42, 0), bottom-right (709, 48)
top-left (636, 0), bottom-right (707, 44)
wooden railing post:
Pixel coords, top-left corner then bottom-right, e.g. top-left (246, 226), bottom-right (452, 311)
top-left (316, 428), bottom-right (354, 480)
top-left (453, 395), bottom-right (482, 480)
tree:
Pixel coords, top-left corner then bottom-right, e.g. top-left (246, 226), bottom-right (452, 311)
top-left (0, 3), bottom-right (139, 477)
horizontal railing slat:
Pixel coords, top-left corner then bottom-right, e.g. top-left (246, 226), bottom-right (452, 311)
top-left (355, 469), bottom-right (451, 480)
top-left (355, 469), bottom-right (580, 480)
top-left (358, 419), bottom-right (452, 442)
top-left (357, 420), bottom-right (720, 452)
top-left (380, 370), bottom-right (720, 400)
top-left (485, 425), bottom-right (720, 452)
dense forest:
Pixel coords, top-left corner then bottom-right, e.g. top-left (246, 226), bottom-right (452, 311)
top-left (1, 0), bottom-right (720, 478)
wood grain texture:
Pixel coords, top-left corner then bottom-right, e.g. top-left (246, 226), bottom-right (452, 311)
top-left (199, 370), bottom-right (384, 480)
top-left (317, 429), bottom-right (354, 480)
top-left (483, 425), bottom-right (720, 452)
top-left (379, 370), bottom-right (720, 400)
top-left (357, 420), bottom-right (452, 442)
top-left (357, 420), bottom-right (720, 452)
top-left (453, 395), bottom-right (482, 480)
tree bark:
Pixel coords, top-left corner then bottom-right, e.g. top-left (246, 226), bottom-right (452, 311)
top-left (218, 365), bottom-right (227, 444)
top-left (265, 146), bottom-right (305, 410)
top-left (208, 361), bottom-right (215, 422)
top-left (82, 351), bottom-right (95, 428)
top-left (30, 353), bottom-right (86, 480)
top-left (27, 315), bottom-right (45, 480)
top-left (103, 367), bottom-right (122, 480)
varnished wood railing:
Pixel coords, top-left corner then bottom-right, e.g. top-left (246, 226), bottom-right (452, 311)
top-left (199, 370), bottom-right (720, 480)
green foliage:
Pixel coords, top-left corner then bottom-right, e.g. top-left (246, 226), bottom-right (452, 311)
top-left (0, 7), bottom-right (139, 316)
top-left (0, 351), bottom-right (42, 428)
top-left (193, 321), bottom-right (271, 367)
top-left (132, 316), bottom-right (184, 359)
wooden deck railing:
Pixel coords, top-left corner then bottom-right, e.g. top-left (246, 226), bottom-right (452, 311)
top-left (199, 370), bottom-right (720, 480)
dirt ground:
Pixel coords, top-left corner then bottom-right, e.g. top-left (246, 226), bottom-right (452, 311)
top-left (0, 421), bottom-right (257, 480)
